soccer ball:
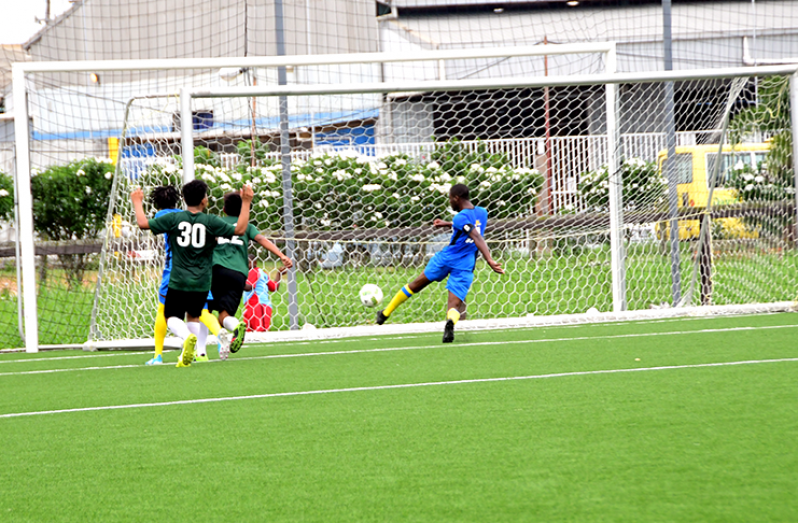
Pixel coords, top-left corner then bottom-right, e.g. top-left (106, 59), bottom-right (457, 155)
top-left (359, 284), bottom-right (383, 308)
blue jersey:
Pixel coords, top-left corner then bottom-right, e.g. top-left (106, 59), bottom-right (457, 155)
top-left (436, 206), bottom-right (488, 271)
top-left (155, 208), bottom-right (182, 300)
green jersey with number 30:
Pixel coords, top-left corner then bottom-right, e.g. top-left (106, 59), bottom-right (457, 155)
top-left (149, 211), bottom-right (236, 292)
top-left (212, 215), bottom-right (260, 276)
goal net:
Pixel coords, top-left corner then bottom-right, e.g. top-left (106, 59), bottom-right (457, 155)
top-left (4, 49), bottom-right (797, 350)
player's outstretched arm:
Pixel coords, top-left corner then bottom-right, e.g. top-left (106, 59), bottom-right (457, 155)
top-left (468, 229), bottom-right (504, 274)
top-left (254, 235), bottom-right (293, 270)
top-left (234, 185), bottom-right (254, 235)
top-left (433, 218), bottom-right (452, 228)
top-left (130, 188), bottom-right (150, 230)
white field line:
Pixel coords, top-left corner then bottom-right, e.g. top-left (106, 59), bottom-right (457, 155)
top-left (1, 323), bottom-right (796, 378)
top-left (0, 335), bottom-right (425, 365)
top-left (2, 357), bottom-right (796, 419)
top-left (0, 313), bottom-right (785, 362)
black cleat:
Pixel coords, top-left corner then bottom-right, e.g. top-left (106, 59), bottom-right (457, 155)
top-left (375, 310), bottom-right (388, 325)
top-left (442, 319), bottom-right (455, 343)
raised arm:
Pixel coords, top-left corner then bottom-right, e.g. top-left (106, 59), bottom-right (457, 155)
top-left (432, 218), bottom-right (452, 228)
top-left (130, 188), bottom-right (150, 230)
top-left (254, 234), bottom-right (293, 270)
top-left (234, 185), bottom-right (254, 235)
top-left (468, 228), bottom-right (504, 275)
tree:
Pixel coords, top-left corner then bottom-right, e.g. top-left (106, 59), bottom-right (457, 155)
top-left (31, 158), bottom-right (115, 287)
top-left (728, 76), bottom-right (794, 238)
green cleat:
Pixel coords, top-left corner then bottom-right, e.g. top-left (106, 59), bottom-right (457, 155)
top-left (194, 353), bottom-right (209, 363)
top-left (176, 334), bottom-right (197, 367)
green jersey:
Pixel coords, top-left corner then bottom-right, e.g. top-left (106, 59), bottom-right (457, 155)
top-left (212, 215), bottom-right (260, 276)
top-left (149, 211), bottom-right (237, 292)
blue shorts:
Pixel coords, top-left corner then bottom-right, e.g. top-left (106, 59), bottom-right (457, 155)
top-left (158, 277), bottom-right (170, 305)
top-left (423, 254), bottom-right (475, 302)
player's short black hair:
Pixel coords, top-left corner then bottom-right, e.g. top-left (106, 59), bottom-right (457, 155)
top-left (149, 185), bottom-right (180, 210)
top-left (182, 179), bottom-right (208, 206)
top-left (224, 192), bottom-right (242, 217)
top-left (450, 183), bottom-right (470, 201)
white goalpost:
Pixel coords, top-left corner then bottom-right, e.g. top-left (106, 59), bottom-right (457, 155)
top-left (9, 46), bottom-right (798, 352)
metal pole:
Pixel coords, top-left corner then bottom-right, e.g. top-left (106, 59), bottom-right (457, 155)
top-left (276, 0), bottom-right (301, 330)
top-left (791, 72), bottom-right (798, 245)
top-left (605, 44), bottom-right (626, 312)
top-left (543, 36), bottom-right (552, 216)
top-left (180, 87), bottom-right (194, 184)
top-left (12, 144), bottom-right (25, 342)
top-left (12, 64), bottom-right (39, 352)
top-left (663, 0), bottom-right (681, 305)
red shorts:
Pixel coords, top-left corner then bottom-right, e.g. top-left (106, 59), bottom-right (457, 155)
top-left (243, 296), bottom-right (273, 332)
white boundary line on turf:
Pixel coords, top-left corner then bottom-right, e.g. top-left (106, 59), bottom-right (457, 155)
top-left (2, 357), bottom-right (796, 419)
top-left (0, 335), bottom-right (425, 364)
top-left (1, 323), bottom-right (796, 378)
top-left (77, 302), bottom-right (796, 350)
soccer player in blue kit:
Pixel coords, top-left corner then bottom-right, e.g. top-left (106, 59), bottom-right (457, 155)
top-left (376, 183), bottom-right (505, 343)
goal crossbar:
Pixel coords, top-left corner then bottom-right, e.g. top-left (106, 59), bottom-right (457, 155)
top-left (189, 65), bottom-right (798, 99)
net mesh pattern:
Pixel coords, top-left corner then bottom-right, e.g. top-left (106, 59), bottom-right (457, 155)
top-left (0, 0), bottom-right (797, 347)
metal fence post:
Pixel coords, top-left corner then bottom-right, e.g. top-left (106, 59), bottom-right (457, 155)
top-left (276, 0), bottom-right (301, 330)
top-left (663, 0), bottom-right (682, 305)
top-left (606, 44), bottom-right (626, 312)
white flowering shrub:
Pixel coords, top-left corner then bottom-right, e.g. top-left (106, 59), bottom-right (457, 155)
top-left (577, 158), bottom-right (666, 212)
top-left (726, 158), bottom-right (795, 238)
top-left (139, 146), bottom-right (544, 231)
top-left (430, 139), bottom-right (544, 220)
top-left (727, 154), bottom-right (794, 203)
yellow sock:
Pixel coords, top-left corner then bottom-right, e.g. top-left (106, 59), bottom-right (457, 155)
top-left (447, 308), bottom-right (461, 325)
top-left (199, 309), bottom-right (222, 336)
top-left (154, 304), bottom-right (167, 356)
top-left (384, 285), bottom-right (414, 317)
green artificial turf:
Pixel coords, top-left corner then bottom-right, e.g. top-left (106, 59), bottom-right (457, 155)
top-left (1, 313), bottom-right (796, 522)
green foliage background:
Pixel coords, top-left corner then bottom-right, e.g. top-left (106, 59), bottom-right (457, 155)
top-left (0, 171), bottom-right (13, 222)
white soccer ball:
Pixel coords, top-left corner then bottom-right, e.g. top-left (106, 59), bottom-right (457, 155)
top-left (359, 284), bottom-right (384, 308)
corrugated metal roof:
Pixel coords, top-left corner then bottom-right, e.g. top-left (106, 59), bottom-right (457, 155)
top-left (387, 0), bottom-right (711, 6)
top-left (389, 0), bottom-right (573, 5)
top-left (383, 2), bottom-right (797, 47)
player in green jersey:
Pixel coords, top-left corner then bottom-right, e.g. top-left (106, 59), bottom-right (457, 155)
top-left (208, 192), bottom-right (292, 353)
top-left (131, 180), bottom-right (254, 367)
